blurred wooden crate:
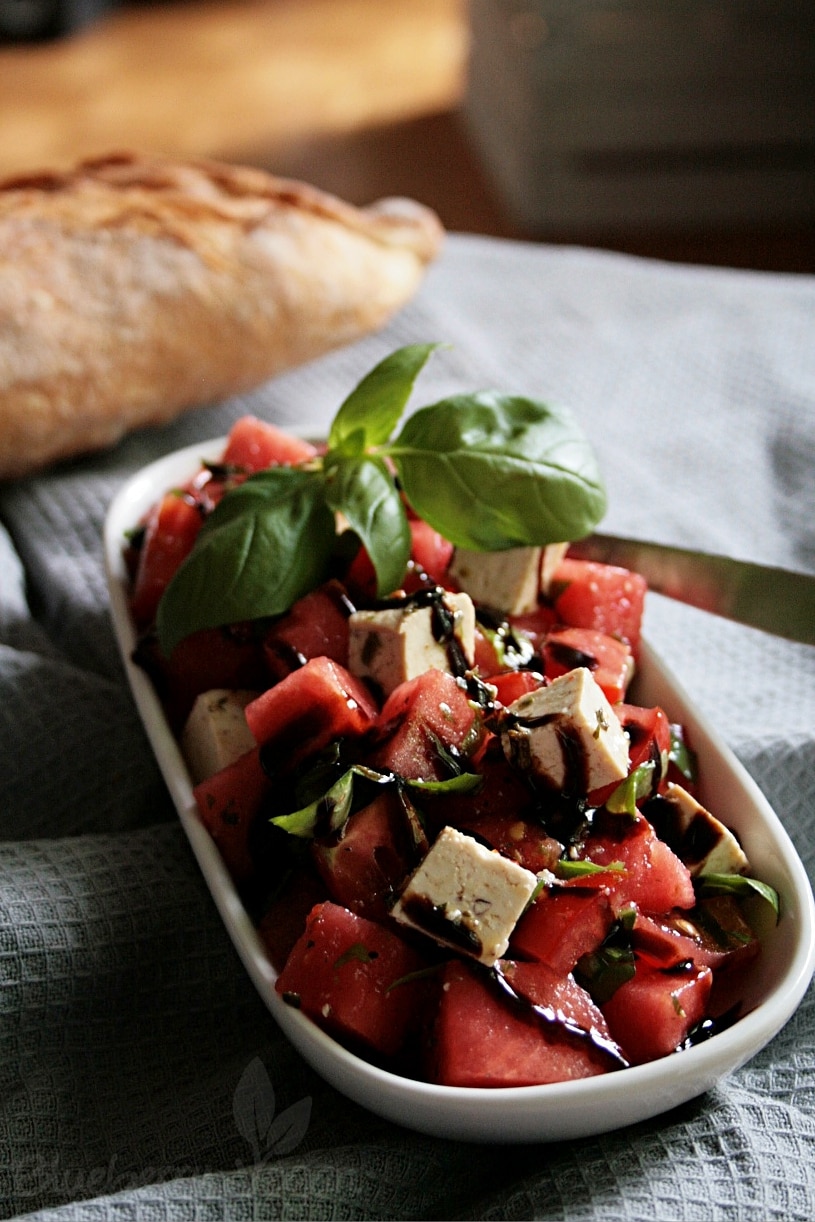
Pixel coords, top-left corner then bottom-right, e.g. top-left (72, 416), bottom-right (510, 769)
top-left (464, 0), bottom-right (815, 230)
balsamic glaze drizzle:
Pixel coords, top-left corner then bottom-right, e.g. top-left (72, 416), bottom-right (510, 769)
top-left (489, 962), bottom-right (630, 1070)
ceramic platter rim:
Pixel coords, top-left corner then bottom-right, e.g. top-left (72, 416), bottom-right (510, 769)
top-left (103, 435), bottom-right (815, 1143)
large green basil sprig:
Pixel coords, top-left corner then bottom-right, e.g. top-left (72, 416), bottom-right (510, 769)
top-left (156, 344), bottom-right (606, 655)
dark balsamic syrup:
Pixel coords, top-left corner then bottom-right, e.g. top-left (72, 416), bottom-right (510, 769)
top-left (489, 963), bottom-right (629, 1070)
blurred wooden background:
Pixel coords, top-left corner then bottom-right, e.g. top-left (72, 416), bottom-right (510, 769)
top-left (0, 0), bottom-right (812, 271)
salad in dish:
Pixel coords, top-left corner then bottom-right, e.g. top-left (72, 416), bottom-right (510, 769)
top-left (122, 345), bottom-right (778, 1089)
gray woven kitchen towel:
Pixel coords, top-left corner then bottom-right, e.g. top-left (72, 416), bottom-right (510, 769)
top-left (1, 235), bottom-right (814, 1221)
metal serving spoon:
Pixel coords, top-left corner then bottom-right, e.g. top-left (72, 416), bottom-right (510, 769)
top-left (571, 533), bottom-right (815, 647)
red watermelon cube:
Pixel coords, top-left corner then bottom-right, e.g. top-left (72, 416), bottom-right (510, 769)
top-left (311, 789), bottom-right (424, 922)
top-left (543, 626), bottom-right (633, 704)
top-left (244, 657), bottom-right (378, 771)
top-left (601, 961), bottom-right (713, 1065)
top-left (263, 580), bottom-right (354, 681)
top-left (430, 959), bottom-right (621, 1087)
top-left (275, 902), bottom-right (431, 1057)
top-left (511, 886), bottom-right (616, 973)
top-left (372, 668), bottom-right (480, 781)
top-left (551, 557), bottom-right (646, 653)
top-left (194, 745), bottom-right (269, 882)
top-left (221, 416), bottom-right (318, 471)
top-left (580, 813), bottom-right (696, 914)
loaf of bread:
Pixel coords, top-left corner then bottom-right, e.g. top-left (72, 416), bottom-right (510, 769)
top-left (0, 152), bottom-right (443, 479)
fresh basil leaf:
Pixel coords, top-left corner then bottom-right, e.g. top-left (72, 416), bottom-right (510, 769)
top-left (694, 872), bottom-right (780, 920)
top-left (156, 467), bottom-right (334, 655)
top-left (323, 454), bottom-right (411, 596)
top-left (389, 392), bottom-right (606, 549)
top-left (327, 343), bottom-right (440, 453)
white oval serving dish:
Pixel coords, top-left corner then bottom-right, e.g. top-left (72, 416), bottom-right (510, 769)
top-left (104, 436), bottom-right (815, 1143)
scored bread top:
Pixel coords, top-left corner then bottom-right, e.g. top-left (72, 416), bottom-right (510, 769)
top-left (0, 152), bottom-right (443, 479)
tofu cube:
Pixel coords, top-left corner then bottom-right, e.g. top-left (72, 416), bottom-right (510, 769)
top-left (540, 542), bottom-right (569, 596)
top-left (391, 826), bottom-right (539, 965)
top-left (449, 545), bottom-right (542, 615)
top-left (500, 666), bottom-right (629, 793)
top-left (181, 688), bottom-right (258, 784)
top-left (347, 592), bottom-right (475, 698)
top-left (657, 782), bottom-right (750, 877)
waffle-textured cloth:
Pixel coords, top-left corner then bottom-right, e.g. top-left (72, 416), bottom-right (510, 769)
top-left (1, 236), bottom-right (814, 1221)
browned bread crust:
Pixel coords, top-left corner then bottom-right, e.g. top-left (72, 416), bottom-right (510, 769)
top-left (0, 152), bottom-right (443, 478)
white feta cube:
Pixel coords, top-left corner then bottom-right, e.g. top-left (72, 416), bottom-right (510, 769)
top-left (391, 825), bottom-right (539, 965)
top-left (449, 545), bottom-right (542, 615)
top-left (657, 782), bottom-right (750, 877)
top-left (500, 667), bottom-right (630, 793)
top-left (181, 688), bottom-right (258, 784)
top-left (347, 592), bottom-right (475, 697)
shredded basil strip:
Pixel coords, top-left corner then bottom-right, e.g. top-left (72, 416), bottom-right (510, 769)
top-left (271, 765), bottom-right (482, 840)
top-left (605, 762), bottom-right (656, 816)
top-left (556, 858), bottom-right (626, 879)
top-left (694, 872), bottom-right (780, 920)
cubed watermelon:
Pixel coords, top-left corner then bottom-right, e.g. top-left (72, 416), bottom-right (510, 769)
top-left (408, 519), bottom-right (454, 585)
top-left (508, 605), bottom-right (559, 645)
top-left (511, 886), bottom-right (616, 973)
top-left (221, 416), bottom-right (318, 471)
top-left (618, 703), bottom-right (671, 776)
top-left (256, 866), bottom-right (330, 971)
top-left (244, 657), bottom-right (378, 771)
top-left (488, 670), bottom-right (546, 707)
top-left (633, 899), bottom-right (760, 976)
top-left (551, 557), bottom-right (647, 653)
top-left (263, 580), bottom-right (354, 681)
top-left (311, 789), bottom-right (424, 922)
top-left (499, 960), bottom-right (622, 1055)
top-left (130, 492), bottom-right (203, 629)
top-left (275, 901), bottom-right (431, 1057)
top-left (457, 810), bottom-right (563, 874)
top-left (589, 701), bottom-right (672, 807)
top-left (418, 744), bottom-right (538, 836)
top-left (430, 959), bottom-right (620, 1087)
top-left (543, 626), bottom-right (633, 704)
top-left (194, 745), bottom-right (269, 882)
top-left (580, 813), bottom-right (696, 913)
top-left (135, 624), bottom-right (267, 733)
top-left (601, 961), bottom-right (713, 1065)
top-left (372, 668), bottom-right (480, 781)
